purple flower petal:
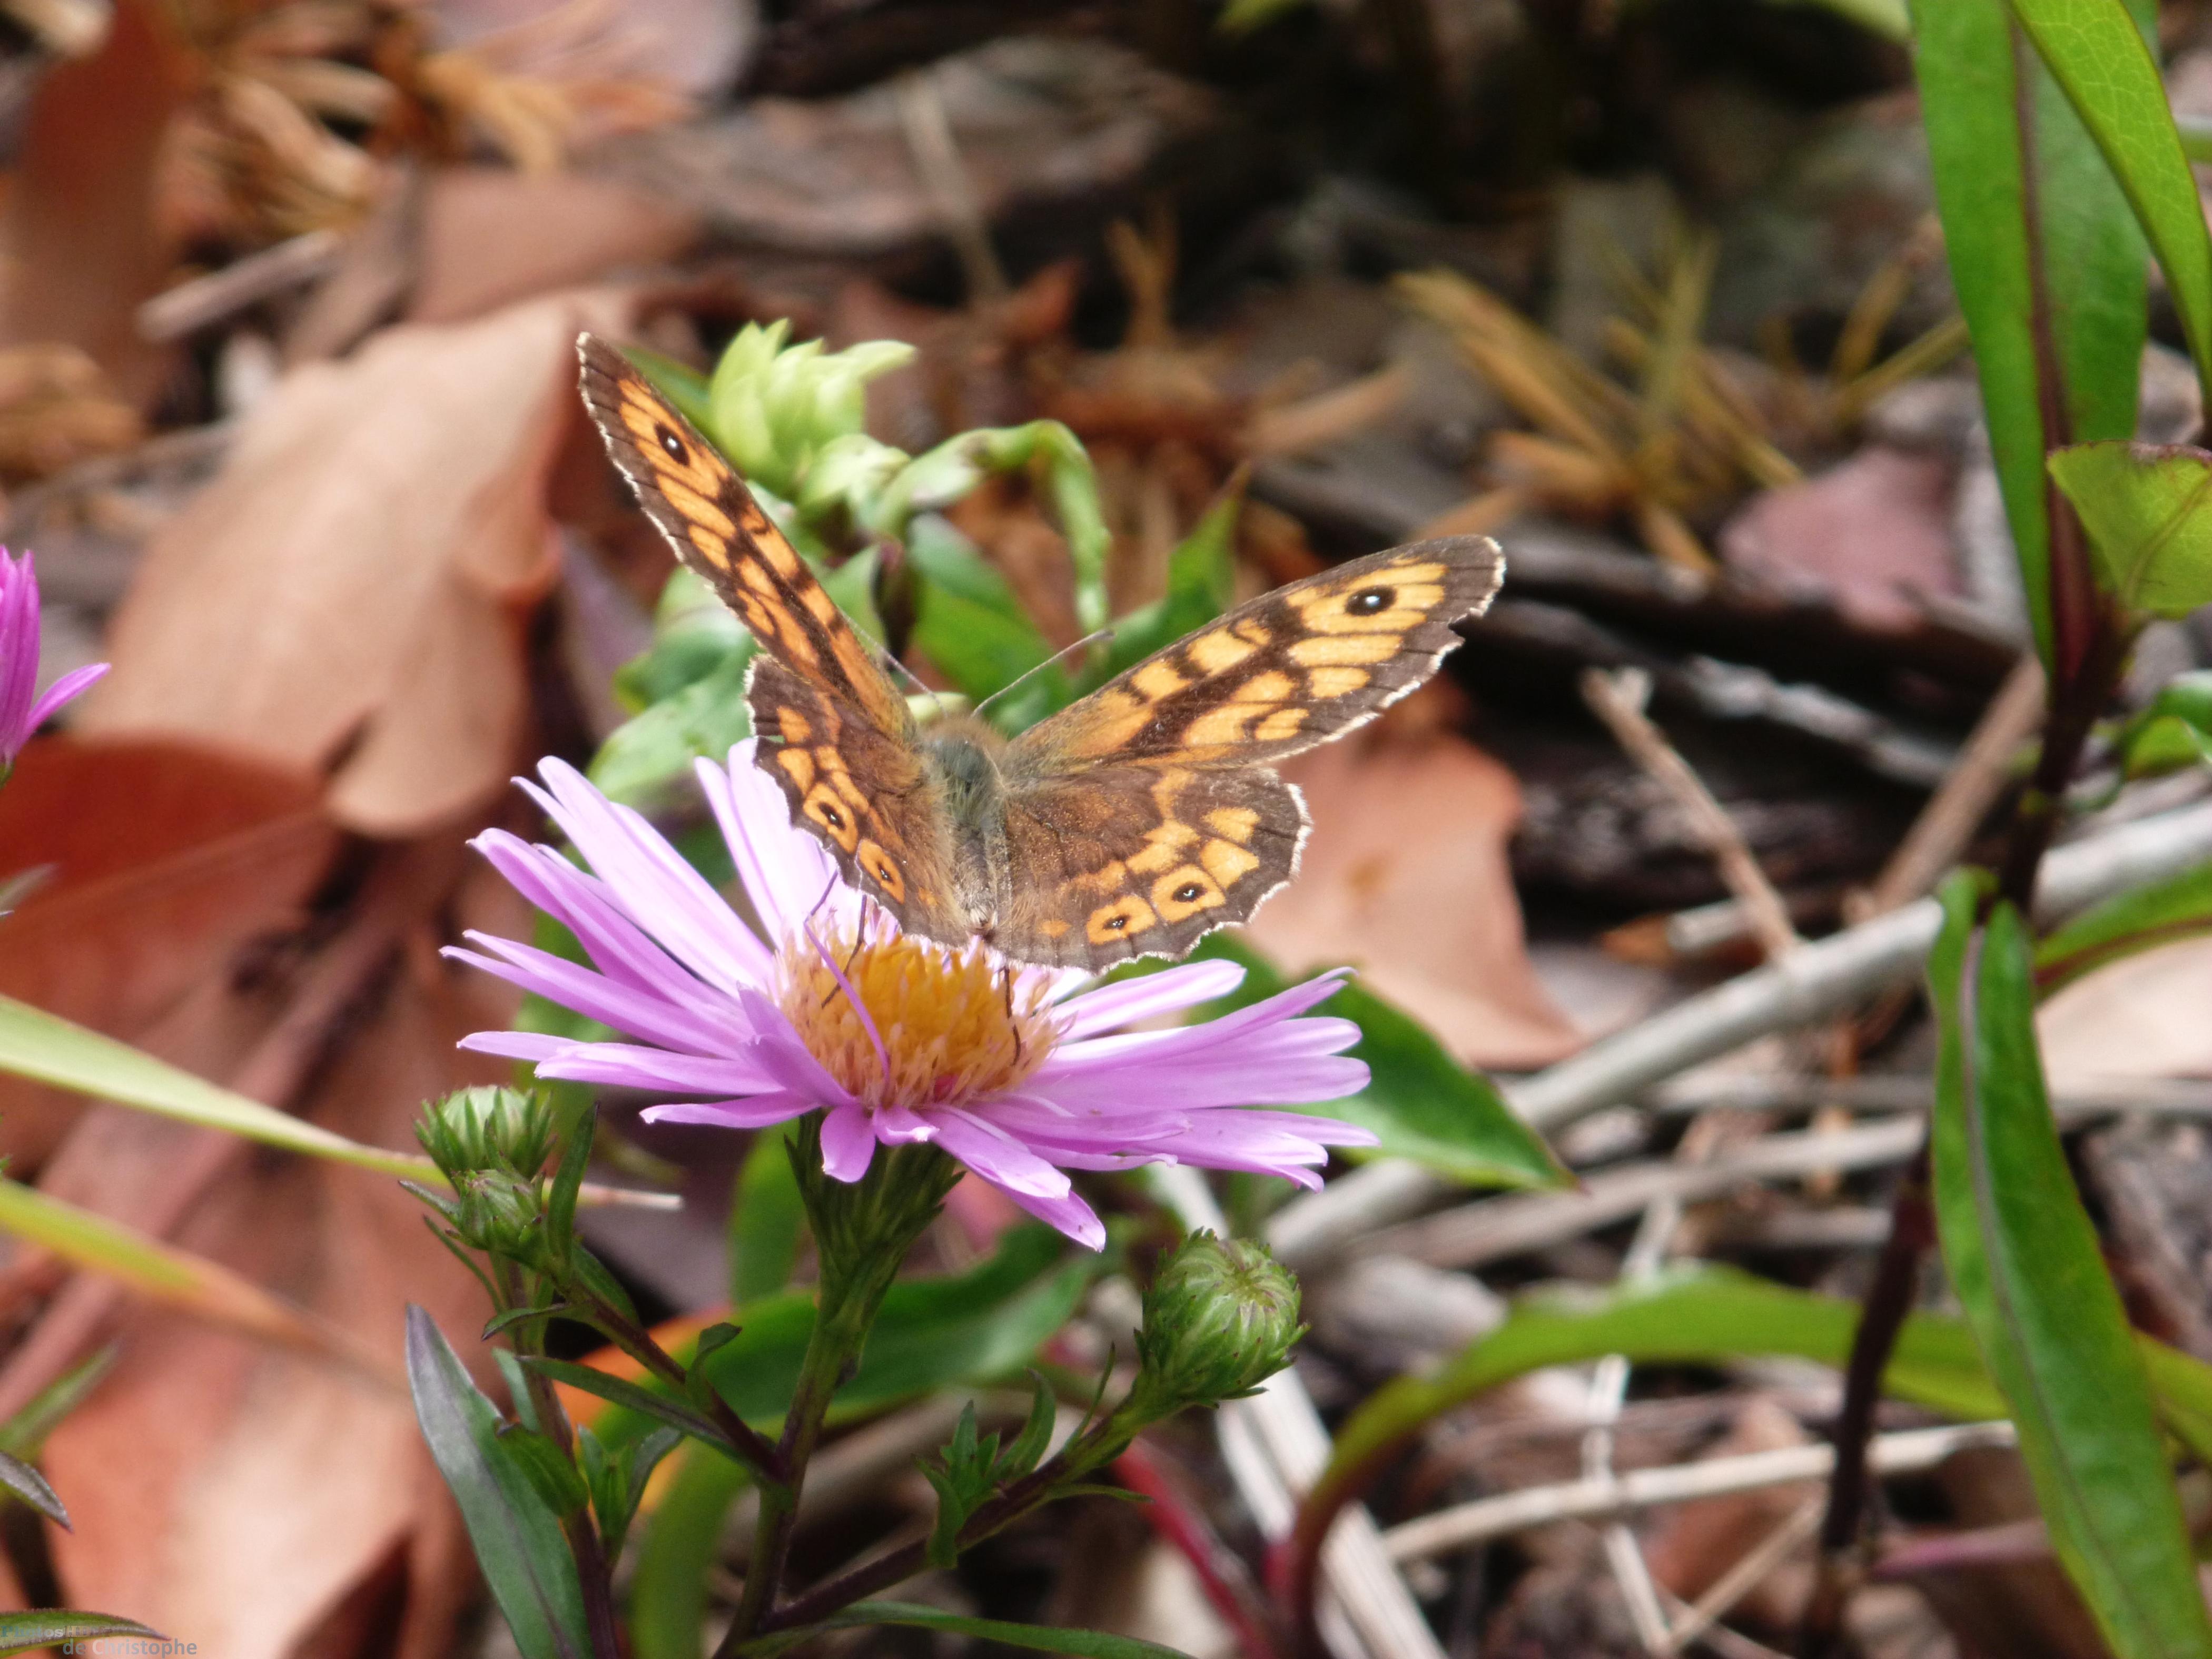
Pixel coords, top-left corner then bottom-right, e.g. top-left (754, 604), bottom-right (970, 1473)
top-left (443, 938), bottom-right (753, 1058)
top-left (993, 1181), bottom-right (1107, 1251)
top-left (697, 744), bottom-right (860, 941)
top-left (929, 1110), bottom-right (1072, 1200)
top-left (1051, 958), bottom-right (1246, 1041)
top-left (458, 1030), bottom-right (576, 1062)
top-left (641, 1093), bottom-right (818, 1130)
top-left (537, 1043), bottom-right (778, 1095)
top-left (819, 1100), bottom-right (877, 1180)
top-left (23, 661), bottom-right (106, 732)
top-left (525, 759), bottom-right (772, 990)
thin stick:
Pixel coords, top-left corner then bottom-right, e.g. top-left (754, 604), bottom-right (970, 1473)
top-left (1364, 1118), bottom-right (1923, 1271)
top-left (1856, 654), bottom-right (2046, 919)
top-left (1267, 797), bottom-right (2212, 1271)
top-left (1660, 1496), bottom-right (1824, 1657)
top-left (895, 70), bottom-right (1008, 303)
top-left (1582, 667), bottom-right (1800, 961)
top-left (1154, 1166), bottom-right (1441, 1659)
top-left (1381, 1421), bottom-right (2016, 1562)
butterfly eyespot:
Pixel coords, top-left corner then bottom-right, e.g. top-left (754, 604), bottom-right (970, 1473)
top-left (1347, 586), bottom-right (1395, 616)
top-left (820, 804), bottom-right (846, 830)
top-left (655, 424), bottom-right (687, 462)
top-left (1104, 915), bottom-right (1128, 931)
top-left (1173, 882), bottom-right (1204, 903)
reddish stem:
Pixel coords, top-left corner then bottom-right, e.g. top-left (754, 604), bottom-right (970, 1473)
top-left (1115, 1441), bottom-right (1283, 1659)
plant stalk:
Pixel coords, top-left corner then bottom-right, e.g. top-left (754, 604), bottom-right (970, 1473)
top-left (495, 1260), bottom-right (623, 1659)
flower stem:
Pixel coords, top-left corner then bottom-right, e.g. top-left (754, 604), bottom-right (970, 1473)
top-left (495, 1260), bottom-right (623, 1659)
top-left (749, 1404), bottom-right (1143, 1640)
top-left (556, 1267), bottom-right (787, 1480)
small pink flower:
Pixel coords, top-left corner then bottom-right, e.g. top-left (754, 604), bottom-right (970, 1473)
top-left (447, 744), bottom-right (1376, 1249)
top-left (0, 549), bottom-right (105, 771)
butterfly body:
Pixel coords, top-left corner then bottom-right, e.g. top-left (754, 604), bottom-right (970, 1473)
top-left (579, 333), bottom-right (1506, 971)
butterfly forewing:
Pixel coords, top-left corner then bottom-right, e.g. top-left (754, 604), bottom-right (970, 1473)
top-left (576, 335), bottom-right (914, 740)
top-left (1010, 538), bottom-right (1504, 774)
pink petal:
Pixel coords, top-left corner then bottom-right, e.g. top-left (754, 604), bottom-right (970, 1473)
top-left (537, 1043), bottom-right (778, 1094)
top-left (23, 661), bottom-right (106, 730)
top-left (1051, 958), bottom-right (1247, 1041)
top-left (641, 1093), bottom-right (818, 1130)
top-left (994, 1181), bottom-right (1107, 1250)
top-left (930, 1110), bottom-right (1072, 1200)
top-left (819, 1100), bottom-right (877, 1180)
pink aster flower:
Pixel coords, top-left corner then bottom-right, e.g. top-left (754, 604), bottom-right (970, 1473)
top-left (0, 549), bottom-right (105, 772)
top-left (446, 743), bottom-right (1376, 1249)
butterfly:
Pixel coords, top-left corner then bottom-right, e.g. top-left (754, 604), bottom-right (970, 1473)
top-left (577, 334), bottom-right (1505, 970)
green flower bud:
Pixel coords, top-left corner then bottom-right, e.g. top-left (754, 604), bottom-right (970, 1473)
top-left (705, 322), bottom-right (916, 503)
top-left (450, 1167), bottom-right (548, 1259)
top-left (1129, 1232), bottom-right (1304, 1416)
top-left (417, 1086), bottom-right (557, 1181)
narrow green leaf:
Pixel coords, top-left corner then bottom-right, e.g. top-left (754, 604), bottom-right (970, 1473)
top-left (1176, 938), bottom-right (1568, 1190)
top-left (730, 1121), bottom-right (804, 1306)
top-left (0, 996), bottom-right (439, 1179)
top-left (2033, 859), bottom-right (2212, 991)
top-left (2012, 0), bottom-right (2212, 403)
top-left (1002, 1369), bottom-right (1058, 1478)
top-left (737, 1602), bottom-right (1192, 1659)
top-left (521, 1357), bottom-right (741, 1462)
top-left (0, 1612), bottom-right (165, 1654)
top-left (0, 1448), bottom-right (66, 1527)
top-left (0, 1346), bottom-right (114, 1459)
top-left (1912, 0), bottom-right (2149, 667)
top-left (1928, 876), bottom-right (2212, 1659)
top-left (406, 1307), bottom-right (591, 1659)
top-left (2050, 441), bottom-right (2212, 616)
top-left (498, 1425), bottom-right (590, 1518)
top-left (545, 1104), bottom-right (594, 1270)
top-left (628, 1445), bottom-right (752, 1659)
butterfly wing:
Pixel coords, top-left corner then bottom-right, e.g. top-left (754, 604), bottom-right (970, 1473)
top-left (994, 764), bottom-right (1308, 967)
top-left (577, 334), bottom-right (963, 939)
top-left (991, 537), bottom-right (1502, 967)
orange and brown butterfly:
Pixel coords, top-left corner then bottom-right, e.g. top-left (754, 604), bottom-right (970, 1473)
top-left (577, 333), bottom-right (1505, 970)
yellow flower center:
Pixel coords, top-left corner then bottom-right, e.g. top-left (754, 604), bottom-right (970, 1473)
top-left (775, 924), bottom-right (1057, 1109)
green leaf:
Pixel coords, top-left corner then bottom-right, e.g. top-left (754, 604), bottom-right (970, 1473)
top-left (736, 1602), bottom-right (1192, 1659)
top-left (2033, 859), bottom-right (2212, 992)
top-left (1316, 1265), bottom-right (2005, 1517)
top-left (2049, 442), bottom-right (2212, 616)
top-left (0, 1448), bottom-right (65, 1527)
top-left (628, 1445), bottom-right (753, 1659)
top-left (0, 1612), bottom-right (166, 1654)
top-left (405, 1307), bottom-right (591, 1659)
top-left (2114, 672), bottom-right (2212, 777)
top-left (730, 1121), bottom-right (805, 1306)
top-left (545, 1104), bottom-right (594, 1271)
top-left (521, 1358), bottom-right (743, 1463)
top-left (2012, 0), bottom-right (2212, 406)
top-left (1912, 0), bottom-right (2149, 668)
top-left (1928, 876), bottom-right (2212, 1659)
top-left (0, 1346), bottom-right (113, 1459)
top-left (581, 1226), bottom-right (1095, 1448)
top-left (1084, 495), bottom-right (1241, 686)
top-left (906, 517), bottom-right (1058, 715)
top-left (1175, 938), bottom-right (1568, 1190)
top-left (0, 995), bottom-right (439, 1179)
top-left (498, 1425), bottom-right (591, 1518)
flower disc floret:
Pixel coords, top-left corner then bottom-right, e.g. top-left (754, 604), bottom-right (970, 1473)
top-left (445, 742), bottom-right (1377, 1250)
top-left (777, 924), bottom-right (1055, 1108)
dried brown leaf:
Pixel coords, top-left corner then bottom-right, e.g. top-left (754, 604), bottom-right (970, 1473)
top-left (79, 290), bottom-right (637, 834)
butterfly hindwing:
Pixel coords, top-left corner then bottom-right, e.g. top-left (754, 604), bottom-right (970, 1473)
top-left (995, 764), bottom-right (1308, 967)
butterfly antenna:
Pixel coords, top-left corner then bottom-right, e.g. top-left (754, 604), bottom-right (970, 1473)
top-left (973, 624), bottom-right (1118, 719)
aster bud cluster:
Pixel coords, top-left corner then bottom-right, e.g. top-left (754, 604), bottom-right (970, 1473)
top-left (1128, 1232), bottom-right (1305, 1418)
top-left (703, 320), bottom-right (915, 511)
top-left (413, 1087), bottom-right (561, 1261)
